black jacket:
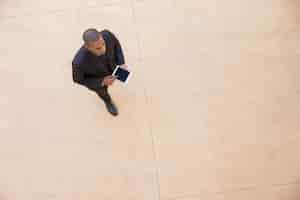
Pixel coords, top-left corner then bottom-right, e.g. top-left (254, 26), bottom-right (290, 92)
top-left (72, 29), bottom-right (125, 91)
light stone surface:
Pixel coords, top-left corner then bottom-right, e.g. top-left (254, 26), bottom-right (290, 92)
top-left (0, 0), bottom-right (300, 199)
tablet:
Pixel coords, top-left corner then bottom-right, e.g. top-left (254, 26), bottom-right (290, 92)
top-left (112, 65), bottom-right (131, 85)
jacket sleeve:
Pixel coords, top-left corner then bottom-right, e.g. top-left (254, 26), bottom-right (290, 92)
top-left (72, 63), bottom-right (104, 91)
top-left (104, 29), bottom-right (125, 65)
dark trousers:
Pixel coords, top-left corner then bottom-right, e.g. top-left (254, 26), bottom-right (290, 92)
top-left (95, 86), bottom-right (112, 103)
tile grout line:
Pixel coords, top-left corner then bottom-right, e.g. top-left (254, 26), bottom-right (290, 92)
top-left (129, 0), bottom-right (161, 193)
top-left (128, 0), bottom-right (161, 196)
top-left (0, 2), bottom-right (124, 20)
top-left (172, 0), bottom-right (177, 10)
top-left (163, 179), bottom-right (300, 200)
top-left (0, 8), bottom-right (67, 20)
top-left (129, 0), bottom-right (143, 62)
top-left (129, 1), bottom-right (160, 198)
top-left (143, 85), bottom-right (162, 200)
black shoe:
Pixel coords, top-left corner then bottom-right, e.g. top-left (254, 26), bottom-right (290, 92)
top-left (105, 100), bottom-right (118, 116)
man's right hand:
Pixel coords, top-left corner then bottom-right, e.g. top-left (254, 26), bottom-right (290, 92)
top-left (102, 75), bottom-right (117, 86)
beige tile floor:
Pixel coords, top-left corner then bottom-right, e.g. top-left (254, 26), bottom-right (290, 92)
top-left (0, 0), bottom-right (300, 199)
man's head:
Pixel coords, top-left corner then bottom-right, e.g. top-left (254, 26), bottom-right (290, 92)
top-left (83, 28), bottom-right (106, 56)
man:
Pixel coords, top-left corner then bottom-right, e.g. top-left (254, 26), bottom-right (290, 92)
top-left (72, 28), bottom-right (127, 116)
